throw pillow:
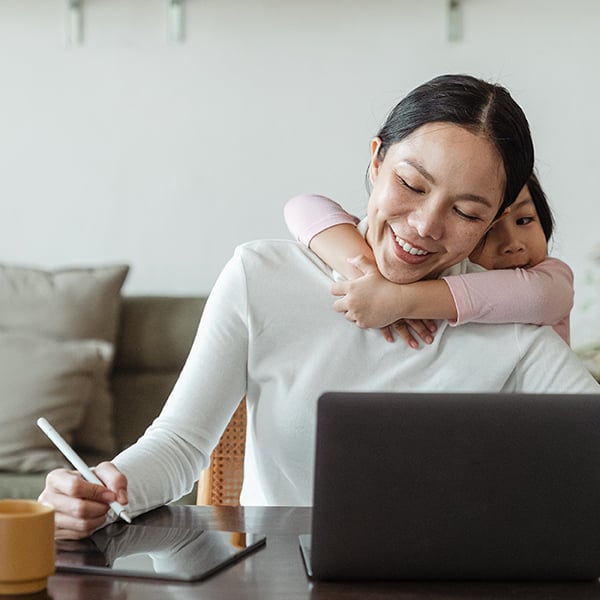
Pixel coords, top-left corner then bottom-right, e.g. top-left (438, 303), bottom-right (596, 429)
top-left (0, 263), bottom-right (129, 456)
top-left (0, 330), bottom-right (112, 473)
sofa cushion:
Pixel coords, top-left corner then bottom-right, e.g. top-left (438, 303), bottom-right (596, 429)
top-left (0, 330), bottom-right (112, 472)
top-left (0, 263), bottom-right (129, 457)
top-left (112, 296), bottom-right (206, 449)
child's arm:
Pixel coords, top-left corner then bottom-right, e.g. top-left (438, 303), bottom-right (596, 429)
top-left (284, 194), bottom-right (364, 280)
top-left (333, 256), bottom-right (573, 342)
top-left (284, 194), bottom-right (454, 346)
top-left (285, 195), bottom-right (574, 346)
top-left (331, 255), bottom-right (457, 325)
top-left (442, 257), bottom-right (573, 344)
top-left (289, 189), bottom-right (575, 330)
top-left (285, 194), bottom-right (459, 318)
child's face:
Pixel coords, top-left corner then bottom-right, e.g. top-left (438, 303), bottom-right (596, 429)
top-left (469, 184), bottom-right (547, 270)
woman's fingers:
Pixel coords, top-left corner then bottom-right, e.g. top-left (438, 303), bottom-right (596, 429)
top-left (94, 461), bottom-right (129, 506)
top-left (38, 463), bottom-right (128, 540)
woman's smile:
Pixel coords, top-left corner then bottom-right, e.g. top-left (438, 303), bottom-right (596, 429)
top-left (391, 229), bottom-right (432, 263)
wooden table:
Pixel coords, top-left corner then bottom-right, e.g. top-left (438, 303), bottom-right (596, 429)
top-left (46, 505), bottom-right (600, 599)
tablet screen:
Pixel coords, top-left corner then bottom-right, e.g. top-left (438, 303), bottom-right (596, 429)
top-left (56, 522), bottom-right (266, 582)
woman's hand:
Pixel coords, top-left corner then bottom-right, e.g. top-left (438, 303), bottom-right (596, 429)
top-left (331, 254), bottom-right (437, 348)
top-left (38, 462), bottom-right (128, 540)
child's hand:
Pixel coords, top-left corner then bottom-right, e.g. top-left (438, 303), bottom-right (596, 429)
top-left (331, 255), bottom-right (438, 348)
top-left (387, 319), bottom-right (438, 348)
top-left (331, 255), bottom-right (404, 329)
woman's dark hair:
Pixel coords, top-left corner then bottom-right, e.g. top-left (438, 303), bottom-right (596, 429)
top-left (371, 74), bottom-right (534, 218)
top-left (527, 172), bottom-right (554, 242)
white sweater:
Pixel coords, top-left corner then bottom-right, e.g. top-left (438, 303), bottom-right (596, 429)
top-left (113, 239), bottom-right (599, 517)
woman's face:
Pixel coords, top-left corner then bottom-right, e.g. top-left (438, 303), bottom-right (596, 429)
top-left (365, 123), bottom-right (506, 284)
top-left (469, 184), bottom-right (547, 270)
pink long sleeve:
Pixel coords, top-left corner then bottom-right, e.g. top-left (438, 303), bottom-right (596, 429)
top-left (443, 257), bottom-right (573, 345)
top-left (284, 194), bottom-right (360, 247)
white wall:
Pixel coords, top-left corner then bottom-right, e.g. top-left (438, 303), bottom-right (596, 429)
top-left (1, 0), bottom-right (599, 347)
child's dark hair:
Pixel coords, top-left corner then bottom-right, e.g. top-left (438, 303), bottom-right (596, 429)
top-left (527, 172), bottom-right (554, 242)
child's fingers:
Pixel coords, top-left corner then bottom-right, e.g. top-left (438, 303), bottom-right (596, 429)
top-left (331, 282), bottom-right (349, 297)
top-left (347, 254), bottom-right (377, 276)
top-left (380, 326), bottom-right (394, 343)
top-left (392, 321), bottom-right (419, 349)
top-left (404, 319), bottom-right (435, 344)
top-left (332, 297), bottom-right (348, 314)
top-left (422, 319), bottom-right (437, 333)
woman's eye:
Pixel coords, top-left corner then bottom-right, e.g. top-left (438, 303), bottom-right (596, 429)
top-left (399, 177), bottom-right (423, 194)
top-left (454, 207), bottom-right (481, 222)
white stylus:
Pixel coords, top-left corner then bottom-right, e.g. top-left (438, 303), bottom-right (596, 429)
top-left (36, 417), bottom-right (132, 524)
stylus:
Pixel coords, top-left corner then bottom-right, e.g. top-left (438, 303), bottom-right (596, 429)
top-left (36, 417), bottom-right (132, 524)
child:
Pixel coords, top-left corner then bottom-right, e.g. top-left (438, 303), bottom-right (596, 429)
top-left (284, 174), bottom-right (573, 347)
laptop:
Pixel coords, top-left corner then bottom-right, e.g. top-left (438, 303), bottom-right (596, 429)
top-left (299, 391), bottom-right (600, 581)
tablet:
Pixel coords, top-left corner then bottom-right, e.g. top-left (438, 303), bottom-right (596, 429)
top-left (55, 521), bottom-right (266, 582)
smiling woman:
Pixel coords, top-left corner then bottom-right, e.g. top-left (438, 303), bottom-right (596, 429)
top-left (366, 123), bottom-right (506, 284)
top-left (363, 74), bottom-right (532, 285)
top-left (39, 74), bottom-right (599, 541)
top-left (372, 75), bottom-right (533, 213)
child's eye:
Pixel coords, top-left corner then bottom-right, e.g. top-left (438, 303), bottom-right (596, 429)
top-left (516, 216), bottom-right (535, 225)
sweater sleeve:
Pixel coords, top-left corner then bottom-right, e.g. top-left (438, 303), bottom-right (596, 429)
top-left (442, 258), bottom-right (574, 340)
top-left (112, 249), bottom-right (249, 518)
top-left (284, 194), bottom-right (360, 247)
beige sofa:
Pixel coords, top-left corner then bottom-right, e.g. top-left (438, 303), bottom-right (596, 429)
top-left (0, 294), bottom-right (206, 504)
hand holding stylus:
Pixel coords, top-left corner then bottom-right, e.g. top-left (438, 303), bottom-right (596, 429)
top-left (37, 417), bottom-right (132, 525)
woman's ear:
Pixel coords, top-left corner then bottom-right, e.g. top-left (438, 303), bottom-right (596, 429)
top-left (369, 137), bottom-right (383, 184)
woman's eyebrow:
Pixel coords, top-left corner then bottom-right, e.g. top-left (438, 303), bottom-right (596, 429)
top-left (458, 193), bottom-right (495, 208)
top-left (403, 159), bottom-right (434, 183)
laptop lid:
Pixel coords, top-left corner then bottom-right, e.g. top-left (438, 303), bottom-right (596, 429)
top-left (306, 391), bottom-right (600, 581)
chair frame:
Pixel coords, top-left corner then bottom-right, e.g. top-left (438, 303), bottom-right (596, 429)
top-left (196, 399), bottom-right (247, 505)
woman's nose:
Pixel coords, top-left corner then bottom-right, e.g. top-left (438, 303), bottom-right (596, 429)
top-left (406, 200), bottom-right (444, 240)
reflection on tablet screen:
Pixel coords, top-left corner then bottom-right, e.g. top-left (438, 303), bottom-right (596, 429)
top-left (56, 523), bottom-right (266, 582)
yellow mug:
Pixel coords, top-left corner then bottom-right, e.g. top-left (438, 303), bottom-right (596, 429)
top-left (0, 499), bottom-right (55, 595)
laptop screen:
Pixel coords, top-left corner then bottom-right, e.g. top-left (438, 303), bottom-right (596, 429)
top-left (307, 391), bottom-right (600, 581)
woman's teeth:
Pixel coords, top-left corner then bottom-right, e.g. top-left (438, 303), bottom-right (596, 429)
top-left (395, 236), bottom-right (429, 256)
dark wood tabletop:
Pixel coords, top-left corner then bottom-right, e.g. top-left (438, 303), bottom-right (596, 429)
top-left (42, 505), bottom-right (600, 600)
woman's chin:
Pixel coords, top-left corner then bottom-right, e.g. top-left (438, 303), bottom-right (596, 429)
top-left (379, 261), bottom-right (429, 284)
